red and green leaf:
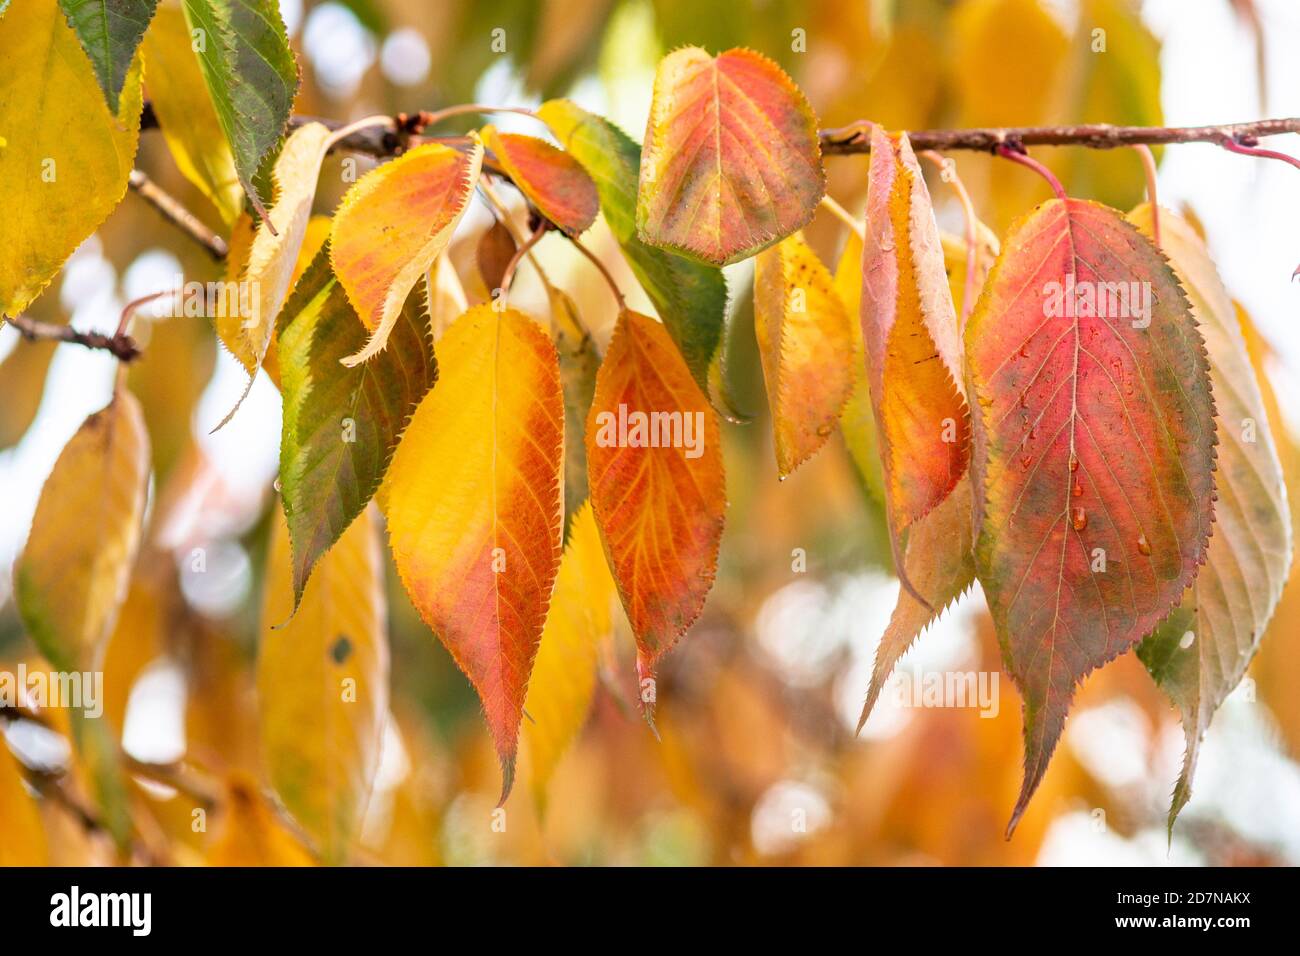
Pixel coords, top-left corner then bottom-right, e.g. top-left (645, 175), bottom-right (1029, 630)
top-left (965, 198), bottom-right (1217, 835)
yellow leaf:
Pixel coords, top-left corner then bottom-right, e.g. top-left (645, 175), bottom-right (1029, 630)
top-left (0, 0), bottom-right (144, 316)
top-left (208, 773), bottom-right (316, 866)
top-left (15, 389), bottom-right (151, 672)
top-left (258, 504), bottom-right (389, 865)
top-left (386, 305), bottom-right (564, 796)
top-left (753, 231), bottom-right (854, 476)
top-left (140, 4), bottom-right (243, 229)
top-left (0, 742), bottom-right (46, 865)
top-left (522, 503), bottom-right (616, 810)
top-left (330, 138), bottom-right (484, 366)
top-left (228, 123), bottom-right (333, 383)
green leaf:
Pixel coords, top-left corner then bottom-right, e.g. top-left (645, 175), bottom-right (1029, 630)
top-left (538, 99), bottom-right (727, 397)
top-left (57, 0), bottom-right (159, 112)
top-left (278, 246), bottom-right (437, 606)
top-left (181, 0), bottom-right (299, 217)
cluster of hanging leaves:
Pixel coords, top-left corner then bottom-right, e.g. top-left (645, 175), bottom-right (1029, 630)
top-left (1, 0), bottom-right (1293, 857)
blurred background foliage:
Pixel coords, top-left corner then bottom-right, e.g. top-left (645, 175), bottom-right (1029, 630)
top-left (2, 0), bottom-right (1299, 866)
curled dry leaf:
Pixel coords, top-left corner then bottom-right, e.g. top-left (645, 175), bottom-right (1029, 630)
top-left (637, 46), bottom-right (825, 266)
top-left (965, 197), bottom-right (1216, 835)
top-left (1130, 204), bottom-right (1292, 830)
top-left (385, 305), bottom-right (564, 799)
top-left (861, 126), bottom-right (970, 599)
top-left (330, 138), bottom-right (484, 367)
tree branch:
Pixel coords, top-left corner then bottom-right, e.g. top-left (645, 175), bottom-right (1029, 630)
top-left (127, 169), bottom-right (229, 260)
top-left (3, 313), bottom-right (141, 362)
top-left (820, 117), bottom-right (1300, 154)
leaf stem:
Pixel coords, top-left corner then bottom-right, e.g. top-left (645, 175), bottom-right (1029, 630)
top-left (920, 150), bottom-right (981, 326)
top-left (995, 145), bottom-right (1068, 201)
top-left (499, 225), bottom-right (547, 307)
top-left (569, 234), bottom-right (628, 313)
top-left (1131, 144), bottom-right (1161, 247)
top-left (818, 194), bottom-right (865, 239)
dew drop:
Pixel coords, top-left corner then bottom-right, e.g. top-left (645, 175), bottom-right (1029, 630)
top-left (1072, 480), bottom-right (1082, 498)
top-left (1071, 506), bottom-right (1087, 531)
top-left (1020, 454), bottom-right (1032, 469)
top-left (1068, 454), bottom-right (1079, 473)
top-left (1019, 343), bottom-right (1030, 358)
top-left (1137, 533), bottom-right (1152, 555)
top-left (816, 422), bottom-right (833, 437)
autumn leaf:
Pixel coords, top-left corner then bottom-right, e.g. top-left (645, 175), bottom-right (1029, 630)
top-left (481, 124), bottom-right (599, 236)
top-left (833, 231), bottom-right (885, 502)
top-left (537, 99), bottom-right (728, 398)
top-left (857, 473), bottom-right (977, 731)
top-left (181, 0), bottom-right (299, 218)
top-left (550, 285), bottom-right (600, 539)
top-left (0, 337), bottom-right (57, 450)
top-left (522, 502), bottom-right (617, 810)
top-left (58, 0), bottom-right (159, 113)
top-left (586, 310), bottom-right (725, 717)
top-left (14, 389), bottom-right (151, 673)
top-left (141, 2), bottom-right (243, 228)
top-left (385, 305), bottom-right (563, 797)
top-left (0, 742), bottom-right (46, 865)
top-left (208, 773), bottom-right (316, 866)
top-left (215, 122), bottom-right (333, 424)
top-left (964, 198), bottom-right (1216, 835)
top-left (259, 505), bottom-right (388, 864)
top-left (753, 231), bottom-right (854, 476)
top-left (476, 217), bottom-right (517, 293)
top-left (1130, 204), bottom-right (1292, 829)
top-left (636, 47), bottom-right (825, 266)
top-left (278, 245), bottom-right (436, 604)
top-left (0, 0), bottom-right (144, 318)
top-left (329, 139), bottom-right (483, 366)
top-left (861, 127), bottom-right (970, 589)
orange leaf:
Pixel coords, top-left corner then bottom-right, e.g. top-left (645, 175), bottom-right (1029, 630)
top-left (385, 305), bottom-right (563, 797)
top-left (861, 127), bottom-right (970, 536)
top-left (586, 310), bottom-right (726, 717)
top-left (329, 138), bottom-right (483, 366)
top-left (637, 47), bottom-right (825, 265)
top-left (965, 198), bottom-right (1216, 835)
top-left (753, 231), bottom-right (855, 476)
top-left (481, 124), bottom-right (598, 236)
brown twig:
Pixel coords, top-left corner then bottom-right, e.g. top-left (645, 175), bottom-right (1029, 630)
top-left (3, 313), bottom-right (141, 362)
top-left (820, 118), bottom-right (1300, 154)
top-left (127, 169), bottom-right (229, 260)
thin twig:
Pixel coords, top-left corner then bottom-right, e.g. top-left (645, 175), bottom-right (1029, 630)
top-left (820, 117), bottom-right (1300, 154)
top-left (569, 234), bottom-right (628, 313)
top-left (128, 169), bottom-right (228, 260)
top-left (3, 313), bottom-right (141, 362)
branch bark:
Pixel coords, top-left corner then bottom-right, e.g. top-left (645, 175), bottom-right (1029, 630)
top-left (127, 169), bottom-right (229, 260)
top-left (819, 117), bottom-right (1300, 154)
top-left (4, 313), bottom-right (141, 362)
